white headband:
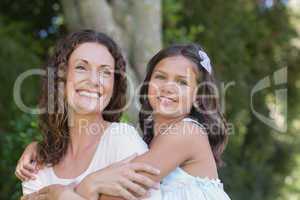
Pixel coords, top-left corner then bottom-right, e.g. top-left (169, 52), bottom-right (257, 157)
top-left (198, 50), bottom-right (212, 74)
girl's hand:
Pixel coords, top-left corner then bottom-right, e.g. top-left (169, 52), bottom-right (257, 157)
top-left (21, 184), bottom-right (75, 200)
top-left (15, 141), bottom-right (41, 181)
top-left (76, 153), bottom-right (160, 200)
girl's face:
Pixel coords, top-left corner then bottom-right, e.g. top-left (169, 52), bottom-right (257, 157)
top-left (66, 42), bottom-right (115, 114)
top-left (148, 55), bottom-right (199, 118)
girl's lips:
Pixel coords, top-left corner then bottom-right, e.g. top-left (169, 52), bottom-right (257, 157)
top-left (158, 96), bottom-right (177, 102)
top-left (158, 96), bottom-right (177, 107)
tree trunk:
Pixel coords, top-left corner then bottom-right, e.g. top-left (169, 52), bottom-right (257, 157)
top-left (60, 0), bottom-right (162, 122)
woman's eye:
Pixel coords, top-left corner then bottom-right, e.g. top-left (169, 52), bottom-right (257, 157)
top-left (75, 65), bottom-right (86, 70)
top-left (100, 70), bottom-right (113, 77)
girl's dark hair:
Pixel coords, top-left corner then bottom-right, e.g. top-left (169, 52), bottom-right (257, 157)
top-left (37, 29), bottom-right (127, 166)
top-left (139, 44), bottom-right (228, 167)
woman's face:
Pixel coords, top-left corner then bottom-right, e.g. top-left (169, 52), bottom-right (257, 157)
top-left (148, 55), bottom-right (199, 118)
top-left (66, 42), bottom-right (115, 115)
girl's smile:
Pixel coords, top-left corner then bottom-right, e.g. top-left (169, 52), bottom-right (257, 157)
top-left (148, 55), bottom-right (199, 117)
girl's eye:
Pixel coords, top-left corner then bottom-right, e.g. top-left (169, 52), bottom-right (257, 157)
top-left (75, 65), bottom-right (86, 70)
top-left (178, 79), bottom-right (188, 86)
top-left (154, 74), bottom-right (166, 80)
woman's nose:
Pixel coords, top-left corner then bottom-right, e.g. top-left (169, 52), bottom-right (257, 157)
top-left (89, 70), bottom-right (100, 86)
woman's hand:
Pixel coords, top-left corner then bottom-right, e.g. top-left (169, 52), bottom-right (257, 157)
top-left (76, 153), bottom-right (160, 200)
top-left (15, 141), bottom-right (41, 181)
top-left (21, 184), bottom-right (79, 200)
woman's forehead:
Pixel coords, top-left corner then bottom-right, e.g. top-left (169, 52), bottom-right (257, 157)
top-left (69, 42), bottom-right (115, 67)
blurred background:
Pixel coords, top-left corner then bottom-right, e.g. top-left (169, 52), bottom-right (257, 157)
top-left (0, 0), bottom-right (299, 199)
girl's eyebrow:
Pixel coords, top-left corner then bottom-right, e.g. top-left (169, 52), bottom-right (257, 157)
top-left (155, 69), bottom-right (188, 79)
top-left (75, 58), bottom-right (112, 68)
top-left (154, 69), bottom-right (166, 74)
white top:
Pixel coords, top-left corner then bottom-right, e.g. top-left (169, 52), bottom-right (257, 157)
top-left (160, 118), bottom-right (231, 200)
top-left (22, 122), bottom-right (161, 199)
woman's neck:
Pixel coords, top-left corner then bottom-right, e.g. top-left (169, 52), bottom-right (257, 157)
top-left (67, 110), bottom-right (108, 156)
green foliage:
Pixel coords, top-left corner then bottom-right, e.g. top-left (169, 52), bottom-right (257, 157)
top-left (0, 1), bottom-right (62, 199)
top-left (0, 114), bottom-right (41, 200)
top-left (163, 0), bottom-right (300, 199)
top-left (0, 0), bottom-right (299, 200)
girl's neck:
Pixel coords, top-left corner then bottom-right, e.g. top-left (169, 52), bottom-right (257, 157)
top-left (67, 109), bottom-right (108, 156)
top-left (153, 114), bottom-right (187, 136)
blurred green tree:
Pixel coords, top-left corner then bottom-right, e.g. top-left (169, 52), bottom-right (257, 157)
top-left (163, 0), bottom-right (300, 199)
top-left (0, 0), bottom-right (299, 200)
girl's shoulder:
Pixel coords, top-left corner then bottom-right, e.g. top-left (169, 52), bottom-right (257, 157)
top-left (163, 117), bottom-right (207, 138)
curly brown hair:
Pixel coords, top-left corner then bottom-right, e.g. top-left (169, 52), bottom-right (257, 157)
top-left (139, 44), bottom-right (228, 167)
top-left (37, 30), bottom-right (127, 166)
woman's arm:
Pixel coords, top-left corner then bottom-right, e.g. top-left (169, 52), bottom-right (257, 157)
top-left (21, 184), bottom-right (86, 200)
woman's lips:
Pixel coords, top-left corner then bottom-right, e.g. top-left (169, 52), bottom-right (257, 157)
top-left (76, 89), bottom-right (101, 99)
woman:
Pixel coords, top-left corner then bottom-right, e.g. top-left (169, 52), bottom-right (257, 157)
top-left (18, 29), bottom-right (161, 200)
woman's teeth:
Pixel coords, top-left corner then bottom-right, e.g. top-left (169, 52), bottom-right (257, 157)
top-left (78, 91), bottom-right (100, 98)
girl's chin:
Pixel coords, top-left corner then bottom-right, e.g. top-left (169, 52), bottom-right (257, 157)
top-left (154, 109), bottom-right (182, 117)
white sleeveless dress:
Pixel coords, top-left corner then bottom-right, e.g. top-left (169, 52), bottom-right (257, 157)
top-left (160, 118), bottom-right (231, 200)
top-left (22, 122), bottom-right (161, 199)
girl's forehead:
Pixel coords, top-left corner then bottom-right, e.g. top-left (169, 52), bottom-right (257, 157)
top-left (153, 55), bottom-right (200, 78)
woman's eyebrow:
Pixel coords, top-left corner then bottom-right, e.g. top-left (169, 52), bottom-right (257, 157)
top-left (75, 58), bottom-right (112, 68)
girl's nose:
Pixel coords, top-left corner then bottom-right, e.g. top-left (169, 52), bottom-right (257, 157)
top-left (161, 81), bottom-right (178, 94)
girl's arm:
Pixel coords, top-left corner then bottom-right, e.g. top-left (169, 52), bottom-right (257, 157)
top-left (75, 154), bottom-right (160, 200)
top-left (15, 141), bottom-right (40, 181)
top-left (99, 121), bottom-right (210, 200)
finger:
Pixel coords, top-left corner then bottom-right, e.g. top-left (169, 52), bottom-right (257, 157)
top-left (119, 178), bottom-right (147, 197)
top-left (117, 186), bottom-right (137, 200)
top-left (21, 192), bottom-right (38, 200)
top-left (127, 172), bottom-right (157, 189)
top-left (131, 163), bottom-right (160, 175)
top-left (119, 153), bottom-right (138, 164)
top-left (21, 195), bottom-right (29, 200)
top-left (24, 163), bottom-right (37, 173)
top-left (15, 167), bottom-right (24, 181)
top-left (15, 168), bottom-right (30, 181)
top-left (37, 186), bottom-right (50, 195)
top-left (15, 171), bottom-right (27, 181)
top-left (20, 168), bottom-right (36, 180)
top-left (35, 194), bottom-right (47, 200)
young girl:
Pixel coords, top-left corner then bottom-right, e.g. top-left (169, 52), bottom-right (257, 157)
top-left (17, 43), bottom-right (230, 200)
top-left (137, 43), bottom-right (230, 199)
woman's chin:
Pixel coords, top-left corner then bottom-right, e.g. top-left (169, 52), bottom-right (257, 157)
top-left (71, 102), bottom-right (101, 115)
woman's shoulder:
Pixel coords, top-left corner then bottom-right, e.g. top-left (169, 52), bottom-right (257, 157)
top-left (105, 122), bottom-right (149, 162)
top-left (109, 122), bottom-right (141, 138)
top-left (22, 167), bottom-right (53, 195)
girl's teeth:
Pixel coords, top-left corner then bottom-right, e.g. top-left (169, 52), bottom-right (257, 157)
top-left (79, 91), bottom-right (99, 98)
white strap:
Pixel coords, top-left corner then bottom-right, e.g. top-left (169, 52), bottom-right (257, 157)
top-left (182, 118), bottom-right (205, 129)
